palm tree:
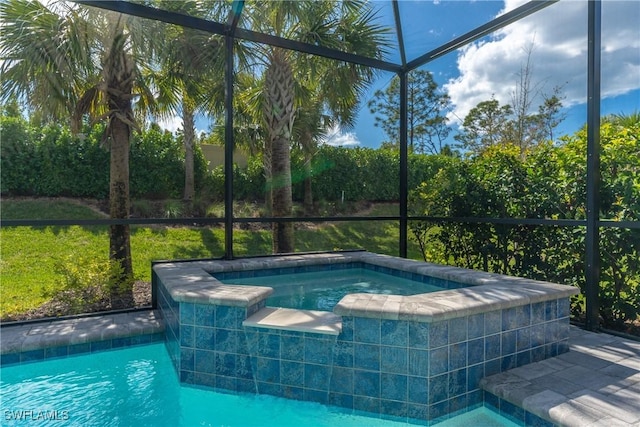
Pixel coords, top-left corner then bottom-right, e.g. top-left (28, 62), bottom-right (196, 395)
top-left (1, 0), bottom-right (157, 299)
top-left (244, 0), bottom-right (389, 252)
top-left (293, 92), bottom-right (332, 215)
top-left (294, 46), bottom-right (388, 214)
top-left (604, 111), bottom-right (640, 128)
top-left (207, 72), bottom-right (272, 213)
top-left (144, 1), bottom-right (226, 203)
top-left (262, 47), bottom-right (297, 252)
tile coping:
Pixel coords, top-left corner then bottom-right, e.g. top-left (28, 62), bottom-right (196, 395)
top-left (154, 251), bottom-right (578, 322)
top-left (243, 307), bottom-right (342, 335)
top-left (0, 310), bottom-right (164, 355)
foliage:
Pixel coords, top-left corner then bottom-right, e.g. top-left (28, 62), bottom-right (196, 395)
top-left (410, 119), bottom-right (640, 328)
top-left (368, 70), bottom-right (451, 154)
top-left (50, 256), bottom-right (126, 315)
top-left (455, 93), bottom-right (565, 157)
top-left (0, 0), bottom-right (173, 287)
top-left (454, 98), bottom-right (514, 155)
top-left (0, 115), bottom-right (37, 194)
top-left (1, 119), bottom-right (110, 197)
top-left (130, 125), bottom-right (185, 199)
top-left (1, 120), bottom-right (209, 199)
top-left (163, 199), bottom-right (184, 219)
top-left (454, 45), bottom-right (566, 156)
top-left (202, 145), bottom-right (455, 205)
top-left (0, 115), bottom-right (482, 206)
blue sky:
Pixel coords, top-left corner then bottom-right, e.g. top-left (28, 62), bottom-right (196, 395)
top-left (329, 0), bottom-right (640, 149)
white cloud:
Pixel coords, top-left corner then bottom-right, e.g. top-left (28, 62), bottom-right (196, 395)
top-left (157, 115), bottom-right (183, 134)
top-left (156, 115), bottom-right (206, 136)
top-left (444, 0), bottom-right (640, 124)
top-left (322, 124), bottom-right (362, 147)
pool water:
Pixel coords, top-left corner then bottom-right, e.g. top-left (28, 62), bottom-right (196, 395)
top-left (221, 268), bottom-right (450, 311)
top-left (0, 344), bottom-right (520, 427)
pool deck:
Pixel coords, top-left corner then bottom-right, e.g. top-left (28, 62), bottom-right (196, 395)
top-left (481, 326), bottom-right (640, 427)
top-left (1, 309), bottom-right (638, 426)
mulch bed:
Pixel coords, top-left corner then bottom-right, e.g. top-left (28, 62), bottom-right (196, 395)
top-left (1, 281), bottom-right (152, 323)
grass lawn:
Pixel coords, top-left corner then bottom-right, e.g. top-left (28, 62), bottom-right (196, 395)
top-left (0, 198), bottom-right (422, 318)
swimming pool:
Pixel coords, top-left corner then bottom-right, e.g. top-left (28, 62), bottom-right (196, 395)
top-left (216, 264), bottom-right (465, 311)
top-left (0, 343), bottom-right (521, 426)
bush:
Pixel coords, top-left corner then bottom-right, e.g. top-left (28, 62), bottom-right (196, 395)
top-left (49, 256), bottom-right (125, 315)
top-left (409, 122), bottom-right (640, 329)
top-left (0, 121), bottom-right (213, 200)
top-left (0, 116), bottom-right (37, 194)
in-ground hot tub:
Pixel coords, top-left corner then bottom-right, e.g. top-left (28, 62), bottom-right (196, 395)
top-left (214, 261), bottom-right (468, 311)
top-left (153, 251), bottom-right (578, 424)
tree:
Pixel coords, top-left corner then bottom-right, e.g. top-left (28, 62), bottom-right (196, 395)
top-left (292, 3), bottom-right (386, 215)
top-left (368, 70), bottom-right (451, 154)
top-left (537, 88), bottom-right (566, 142)
top-left (1, 0), bottom-right (158, 299)
top-left (244, 0), bottom-right (389, 252)
top-left (292, 90), bottom-right (332, 215)
top-left (262, 46), bottom-right (296, 252)
top-left (145, 1), bottom-right (226, 203)
top-left (456, 43), bottom-right (566, 156)
top-left (454, 97), bottom-right (513, 154)
top-left (507, 43), bottom-right (540, 153)
top-left (411, 118), bottom-right (639, 328)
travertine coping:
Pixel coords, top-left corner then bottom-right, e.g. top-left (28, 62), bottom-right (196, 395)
top-left (243, 307), bottom-right (342, 335)
top-left (0, 310), bottom-right (164, 354)
top-left (153, 251), bottom-right (578, 321)
top-left (480, 326), bottom-right (640, 426)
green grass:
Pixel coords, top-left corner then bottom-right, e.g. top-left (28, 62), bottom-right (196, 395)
top-left (0, 199), bottom-right (421, 317)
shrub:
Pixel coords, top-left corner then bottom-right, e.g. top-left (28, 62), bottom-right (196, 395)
top-left (163, 199), bottom-right (184, 219)
top-left (49, 256), bottom-right (124, 315)
top-left (409, 122), bottom-right (640, 328)
top-left (0, 116), bottom-right (37, 194)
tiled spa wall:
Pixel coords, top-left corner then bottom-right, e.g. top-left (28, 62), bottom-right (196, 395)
top-left (157, 278), bottom-right (266, 383)
top-left (156, 276), bottom-right (571, 423)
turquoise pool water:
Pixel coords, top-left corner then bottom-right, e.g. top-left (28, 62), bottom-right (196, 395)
top-left (0, 343), bottom-right (520, 427)
top-left (221, 268), bottom-right (453, 311)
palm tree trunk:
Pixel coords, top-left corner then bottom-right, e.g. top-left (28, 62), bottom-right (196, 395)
top-left (301, 131), bottom-right (315, 215)
top-left (263, 139), bottom-right (273, 216)
top-left (263, 48), bottom-right (295, 253)
top-left (109, 118), bottom-right (133, 290)
top-left (271, 133), bottom-right (294, 253)
top-left (104, 25), bottom-right (135, 302)
top-left (183, 102), bottom-right (195, 202)
top-left (303, 141), bottom-right (314, 215)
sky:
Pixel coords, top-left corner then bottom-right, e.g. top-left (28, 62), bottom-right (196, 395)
top-left (329, 0), bottom-right (640, 148)
top-left (160, 0), bottom-right (640, 149)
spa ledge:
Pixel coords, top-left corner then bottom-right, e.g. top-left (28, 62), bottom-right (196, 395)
top-left (154, 264), bottom-right (273, 307)
top-left (153, 251), bottom-right (578, 319)
top-left (243, 307), bottom-right (342, 336)
top-left (333, 281), bottom-right (578, 322)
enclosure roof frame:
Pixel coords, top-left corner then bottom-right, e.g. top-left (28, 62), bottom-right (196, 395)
top-left (70, 0), bottom-right (606, 332)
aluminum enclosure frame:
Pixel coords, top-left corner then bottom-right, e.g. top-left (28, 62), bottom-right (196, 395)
top-left (5, 0), bottom-right (616, 331)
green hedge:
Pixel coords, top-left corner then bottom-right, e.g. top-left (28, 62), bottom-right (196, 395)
top-left (1, 119), bottom-right (210, 199)
top-left (1, 117), bottom-right (455, 203)
top-left (288, 146), bottom-right (453, 202)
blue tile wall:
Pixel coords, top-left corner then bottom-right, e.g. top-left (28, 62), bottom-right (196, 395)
top-left (156, 276), bottom-right (571, 424)
top-left (484, 392), bottom-right (558, 426)
top-left (0, 332), bottom-right (164, 367)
